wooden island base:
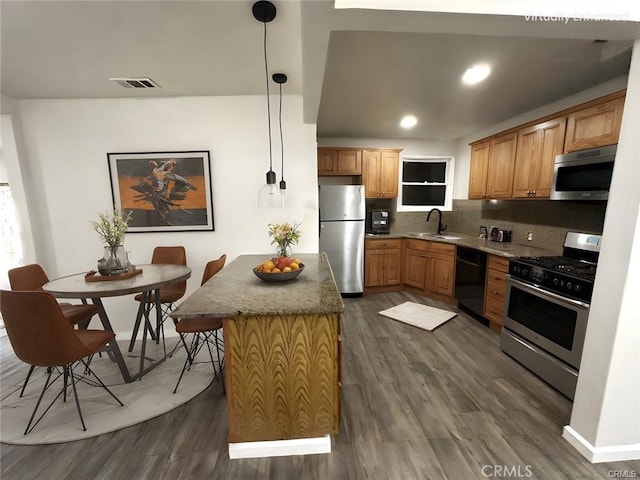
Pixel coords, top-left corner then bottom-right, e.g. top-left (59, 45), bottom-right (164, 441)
top-left (224, 313), bottom-right (341, 445)
top-left (170, 254), bottom-right (344, 459)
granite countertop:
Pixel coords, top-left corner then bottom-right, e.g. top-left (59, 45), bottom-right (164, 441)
top-left (170, 253), bottom-right (344, 319)
top-left (366, 232), bottom-right (558, 258)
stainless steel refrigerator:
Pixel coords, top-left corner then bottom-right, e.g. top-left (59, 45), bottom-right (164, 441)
top-left (319, 185), bottom-right (365, 295)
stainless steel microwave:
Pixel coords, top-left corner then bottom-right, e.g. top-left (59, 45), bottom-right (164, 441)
top-left (550, 144), bottom-right (616, 201)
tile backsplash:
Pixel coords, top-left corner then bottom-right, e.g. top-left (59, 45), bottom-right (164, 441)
top-left (391, 199), bottom-right (607, 253)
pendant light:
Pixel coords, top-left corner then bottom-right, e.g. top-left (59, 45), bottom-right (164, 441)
top-left (254, 1), bottom-right (282, 208)
top-left (273, 72), bottom-right (287, 196)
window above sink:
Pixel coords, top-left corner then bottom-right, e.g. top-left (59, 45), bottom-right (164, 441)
top-left (397, 155), bottom-right (455, 212)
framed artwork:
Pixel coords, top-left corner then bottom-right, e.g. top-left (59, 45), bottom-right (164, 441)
top-left (107, 150), bottom-right (214, 232)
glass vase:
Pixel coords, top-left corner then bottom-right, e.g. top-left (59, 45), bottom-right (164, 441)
top-left (275, 244), bottom-right (292, 258)
top-left (97, 245), bottom-right (128, 275)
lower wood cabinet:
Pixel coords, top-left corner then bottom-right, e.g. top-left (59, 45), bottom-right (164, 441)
top-left (365, 238), bottom-right (514, 331)
top-left (364, 238), bottom-right (402, 291)
top-left (403, 239), bottom-right (455, 301)
top-left (483, 255), bottom-right (509, 331)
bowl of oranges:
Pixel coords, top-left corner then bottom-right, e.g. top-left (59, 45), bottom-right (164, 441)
top-left (253, 257), bottom-right (304, 282)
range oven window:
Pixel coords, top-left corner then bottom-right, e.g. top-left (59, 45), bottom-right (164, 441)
top-left (507, 287), bottom-right (577, 350)
top-left (555, 161), bottom-right (614, 192)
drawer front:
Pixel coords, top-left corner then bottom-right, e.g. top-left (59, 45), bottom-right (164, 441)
top-left (488, 255), bottom-right (509, 273)
top-left (484, 296), bottom-right (505, 325)
top-left (486, 278), bottom-right (506, 302)
top-left (404, 239), bottom-right (430, 251)
top-left (429, 242), bottom-right (455, 256)
top-left (487, 266), bottom-right (508, 284)
top-left (366, 238), bottom-right (401, 250)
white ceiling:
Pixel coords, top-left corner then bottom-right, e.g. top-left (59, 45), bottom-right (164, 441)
top-left (2, 0), bottom-right (638, 140)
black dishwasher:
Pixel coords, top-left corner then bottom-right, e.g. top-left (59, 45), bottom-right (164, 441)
top-left (455, 247), bottom-right (487, 318)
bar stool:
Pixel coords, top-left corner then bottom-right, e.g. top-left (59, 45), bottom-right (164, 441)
top-left (173, 254), bottom-right (227, 394)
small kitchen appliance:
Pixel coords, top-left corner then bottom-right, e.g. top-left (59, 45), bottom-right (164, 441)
top-left (489, 226), bottom-right (512, 242)
top-left (366, 209), bottom-right (391, 235)
top-left (501, 231), bottom-right (601, 399)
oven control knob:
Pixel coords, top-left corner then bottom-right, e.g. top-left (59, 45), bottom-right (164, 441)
top-left (566, 282), bottom-right (572, 290)
top-left (522, 269), bottom-right (528, 277)
top-left (553, 278), bottom-right (559, 286)
top-left (575, 284), bottom-right (582, 292)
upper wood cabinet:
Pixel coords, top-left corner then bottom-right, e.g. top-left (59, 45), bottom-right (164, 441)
top-left (317, 148), bottom-right (362, 175)
top-left (564, 96), bottom-right (624, 153)
top-left (468, 91), bottom-right (625, 200)
top-left (468, 133), bottom-right (516, 199)
top-left (468, 141), bottom-right (490, 199)
top-left (362, 149), bottom-right (400, 198)
top-left (512, 117), bottom-right (566, 198)
top-left (486, 132), bottom-right (517, 199)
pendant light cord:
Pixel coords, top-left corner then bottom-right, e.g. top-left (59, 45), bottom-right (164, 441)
top-left (262, 20), bottom-right (273, 173)
top-left (278, 82), bottom-right (284, 182)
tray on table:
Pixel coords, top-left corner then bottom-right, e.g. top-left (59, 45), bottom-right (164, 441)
top-left (84, 269), bottom-right (142, 282)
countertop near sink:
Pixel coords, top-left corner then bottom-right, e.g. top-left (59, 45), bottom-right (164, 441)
top-left (366, 232), bottom-right (559, 258)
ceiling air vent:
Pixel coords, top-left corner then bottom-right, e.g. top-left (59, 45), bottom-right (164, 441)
top-left (109, 77), bottom-right (160, 89)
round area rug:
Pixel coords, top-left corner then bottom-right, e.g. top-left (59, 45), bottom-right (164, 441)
top-left (0, 339), bottom-right (216, 445)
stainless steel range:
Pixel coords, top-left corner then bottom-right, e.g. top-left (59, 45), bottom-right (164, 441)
top-left (501, 232), bottom-right (601, 399)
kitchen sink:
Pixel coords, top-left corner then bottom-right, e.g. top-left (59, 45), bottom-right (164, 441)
top-left (410, 233), bottom-right (463, 240)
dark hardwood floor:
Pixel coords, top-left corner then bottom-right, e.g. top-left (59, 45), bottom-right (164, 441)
top-left (1, 291), bottom-right (638, 479)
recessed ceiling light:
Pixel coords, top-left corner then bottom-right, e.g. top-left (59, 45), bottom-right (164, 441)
top-left (462, 64), bottom-right (491, 85)
top-left (400, 115), bottom-right (418, 129)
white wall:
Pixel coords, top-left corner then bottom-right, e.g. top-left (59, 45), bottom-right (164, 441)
top-left (11, 94), bottom-right (318, 334)
top-left (563, 40), bottom-right (640, 462)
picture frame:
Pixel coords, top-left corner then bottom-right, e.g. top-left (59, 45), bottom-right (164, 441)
top-left (107, 150), bottom-right (214, 232)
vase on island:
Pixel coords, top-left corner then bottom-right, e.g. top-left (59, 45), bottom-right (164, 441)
top-left (275, 244), bottom-right (292, 259)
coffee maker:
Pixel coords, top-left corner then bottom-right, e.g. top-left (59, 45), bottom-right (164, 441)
top-left (367, 209), bottom-right (391, 234)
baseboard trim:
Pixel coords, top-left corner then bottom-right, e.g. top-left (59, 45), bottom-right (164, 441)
top-left (229, 435), bottom-right (331, 459)
top-left (563, 425), bottom-right (640, 463)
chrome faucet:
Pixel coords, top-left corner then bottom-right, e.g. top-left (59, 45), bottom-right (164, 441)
top-left (426, 208), bottom-right (447, 235)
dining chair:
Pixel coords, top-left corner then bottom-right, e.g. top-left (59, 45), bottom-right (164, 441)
top-left (0, 290), bottom-right (124, 434)
top-left (8, 263), bottom-right (101, 397)
top-left (128, 246), bottom-right (187, 353)
top-left (173, 254), bottom-right (227, 394)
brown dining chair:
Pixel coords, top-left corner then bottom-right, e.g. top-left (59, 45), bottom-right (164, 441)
top-left (0, 290), bottom-right (123, 434)
top-left (8, 263), bottom-right (101, 397)
top-left (128, 246), bottom-right (188, 353)
top-left (173, 254), bottom-right (227, 394)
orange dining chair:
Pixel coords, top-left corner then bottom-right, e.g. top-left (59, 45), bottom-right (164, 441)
top-left (128, 246), bottom-right (188, 353)
top-left (8, 263), bottom-right (101, 397)
top-left (173, 254), bottom-right (227, 394)
top-left (0, 290), bottom-right (123, 434)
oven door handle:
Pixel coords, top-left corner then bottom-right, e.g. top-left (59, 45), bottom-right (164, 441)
top-left (507, 276), bottom-right (591, 309)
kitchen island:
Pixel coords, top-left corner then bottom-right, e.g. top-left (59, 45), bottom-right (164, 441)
top-left (170, 253), bottom-right (344, 459)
